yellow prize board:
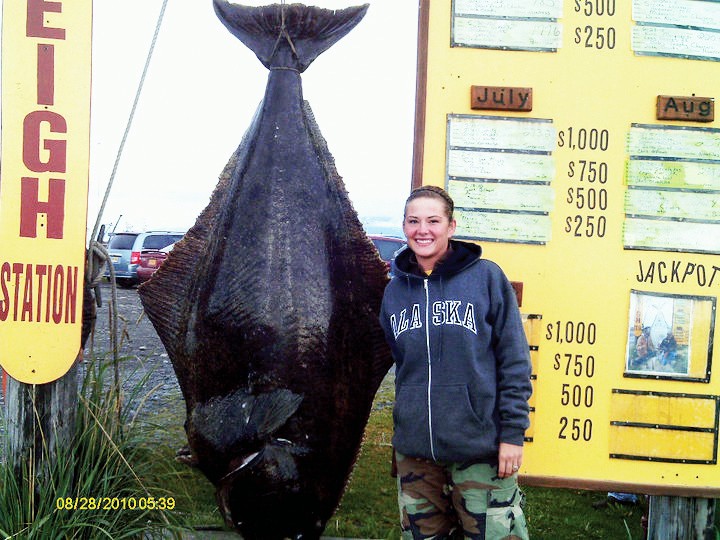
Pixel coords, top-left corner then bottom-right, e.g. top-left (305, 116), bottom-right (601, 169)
top-left (0, 0), bottom-right (92, 384)
top-left (414, 0), bottom-right (720, 496)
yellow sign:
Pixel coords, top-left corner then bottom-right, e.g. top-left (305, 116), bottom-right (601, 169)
top-left (415, 0), bottom-right (720, 496)
top-left (0, 0), bottom-right (92, 383)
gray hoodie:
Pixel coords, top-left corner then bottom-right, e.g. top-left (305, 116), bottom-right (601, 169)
top-left (379, 240), bottom-right (532, 463)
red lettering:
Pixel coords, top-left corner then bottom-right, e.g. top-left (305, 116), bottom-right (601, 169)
top-left (37, 44), bottom-right (55, 105)
top-left (22, 264), bottom-right (34, 322)
top-left (45, 264), bottom-right (53, 322)
top-left (64, 265), bottom-right (77, 323)
top-left (12, 263), bottom-right (24, 321)
top-left (0, 262), bottom-right (78, 324)
top-left (23, 110), bottom-right (67, 173)
top-left (35, 264), bottom-right (47, 322)
top-left (20, 177), bottom-right (65, 239)
top-left (52, 265), bottom-right (64, 324)
top-left (26, 0), bottom-right (65, 40)
top-left (0, 263), bottom-right (10, 321)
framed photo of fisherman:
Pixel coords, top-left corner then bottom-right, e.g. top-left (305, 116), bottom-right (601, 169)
top-left (624, 290), bottom-right (716, 382)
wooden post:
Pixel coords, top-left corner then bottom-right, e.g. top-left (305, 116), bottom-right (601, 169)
top-left (5, 361), bottom-right (79, 497)
top-left (3, 280), bottom-right (95, 501)
top-left (647, 496), bottom-right (716, 540)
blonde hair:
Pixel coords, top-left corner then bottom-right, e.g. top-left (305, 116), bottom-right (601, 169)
top-left (404, 185), bottom-right (454, 221)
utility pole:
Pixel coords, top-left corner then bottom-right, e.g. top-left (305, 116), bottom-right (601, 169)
top-left (5, 364), bottom-right (79, 488)
top-left (4, 284), bottom-right (95, 497)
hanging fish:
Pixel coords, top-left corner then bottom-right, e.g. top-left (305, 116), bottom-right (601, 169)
top-left (138, 1), bottom-right (392, 538)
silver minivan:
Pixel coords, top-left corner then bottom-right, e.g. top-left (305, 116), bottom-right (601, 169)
top-left (105, 230), bottom-right (185, 287)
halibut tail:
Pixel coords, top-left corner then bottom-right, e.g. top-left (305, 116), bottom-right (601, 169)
top-left (212, 1), bottom-right (369, 72)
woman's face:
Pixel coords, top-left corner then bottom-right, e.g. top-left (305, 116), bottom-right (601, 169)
top-left (403, 196), bottom-right (456, 272)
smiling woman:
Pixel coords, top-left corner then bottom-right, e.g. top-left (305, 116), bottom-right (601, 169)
top-left (379, 185), bottom-right (532, 539)
top-left (402, 187), bottom-right (457, 272)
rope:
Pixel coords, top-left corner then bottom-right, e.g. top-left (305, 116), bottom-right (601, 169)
top-left (269, 0), bottom-right (298, 64)
top-left (87, 0), bottom-right (170, 277)
top-left (85, 0), bottom-right (169, 414)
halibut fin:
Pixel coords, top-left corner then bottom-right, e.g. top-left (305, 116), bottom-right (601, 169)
top-left (191, 388), bottom-right (303, 452)
top-left (212, 1), bottom-right (369, 72)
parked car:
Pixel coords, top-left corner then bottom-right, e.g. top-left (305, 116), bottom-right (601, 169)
top-left (137, 242), bottom-right (175, 283)
top-left (105, 231), bottom-right (185, 287)
top-left (369, 234), bottom-right (406, 272)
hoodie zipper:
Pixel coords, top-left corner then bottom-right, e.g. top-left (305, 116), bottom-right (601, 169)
top-left (424, 279), bottom-right (436, 461)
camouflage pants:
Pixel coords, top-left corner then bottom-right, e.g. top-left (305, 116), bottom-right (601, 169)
top-left (395, 451), bottom-right (529, 540)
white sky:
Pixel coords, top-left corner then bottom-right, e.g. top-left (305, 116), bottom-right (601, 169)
top-left (87, 0), bottom-right (419, 239)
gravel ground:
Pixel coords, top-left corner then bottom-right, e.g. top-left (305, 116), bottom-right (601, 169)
top-left (0, 281), bottom-right (184, 442)
top-left (83, 280), bottom-right (186, 437)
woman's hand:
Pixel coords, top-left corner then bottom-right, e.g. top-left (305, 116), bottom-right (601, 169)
top-left (498, 442), bottom-right (523, 478)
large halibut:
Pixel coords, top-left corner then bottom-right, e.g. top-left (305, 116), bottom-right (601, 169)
top-left (137, 2), bottom-right (392, 538)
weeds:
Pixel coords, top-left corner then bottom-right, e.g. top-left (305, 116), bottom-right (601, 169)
top-left (0, 349), bottom-right (651, 538)
top-left (328, 374), bottom-right (647, 539)
top-left (0, 357), bottom-right (190, 539)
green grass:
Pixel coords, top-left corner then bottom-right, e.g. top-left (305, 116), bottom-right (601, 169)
top-left (327, 426), bottom-right (647, 539)
top-left (0, 359), bottom-right (650, 538)
top-left (0, 358), bottom-right (191, 539)
top-left (140, 408), bottom-right (224, 529)
top-left (150, 373), bottom-right (649, 539)
top-left (525, 487), bottom-right (644, 540)
top-left (327, 377), bottom-right (647, 539)
top-left (327, 405), bottom-right (398, 538)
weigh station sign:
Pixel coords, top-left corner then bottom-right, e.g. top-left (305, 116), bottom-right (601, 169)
top-left (414, 0), bottom-right (720, 495)
top-left (0, 0), bottom-right (92, 384)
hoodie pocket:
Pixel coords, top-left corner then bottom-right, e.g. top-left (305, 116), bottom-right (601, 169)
top-left (432, 384), bottom-right (496, 461)
top-left (393, 384), bottom-right (432, 458)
